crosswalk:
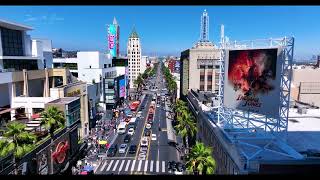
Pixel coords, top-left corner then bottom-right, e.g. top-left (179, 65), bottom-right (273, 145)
top-left (96, 159), bottom-right (172, 174)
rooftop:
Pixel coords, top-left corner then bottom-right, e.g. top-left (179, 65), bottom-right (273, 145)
top-left (0, 19), bottom-right (33, 31)
top-left (129, 26), bottom-right (139, 39)
top-left (47, 97), bottom-right (80, 105)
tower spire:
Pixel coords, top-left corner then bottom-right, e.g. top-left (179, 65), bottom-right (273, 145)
top-left (200, 9), bottom-right (209, 42)
top-left (113, 17), bottom-right (118, 25)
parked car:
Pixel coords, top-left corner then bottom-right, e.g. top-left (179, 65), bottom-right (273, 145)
top-left (128, 145), bottom-right (137, 154)
top-left (124, 134), bottom-right (131, 143)
top-left (128, 128), bottom-right (135, 136)
top-left (107, 144), bottom-right (118, 157)
top-left (119, 144), bottom-right (127, 154)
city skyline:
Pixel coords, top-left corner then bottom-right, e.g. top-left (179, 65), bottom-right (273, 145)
top-left (0, 6), bottom-right (319, 59)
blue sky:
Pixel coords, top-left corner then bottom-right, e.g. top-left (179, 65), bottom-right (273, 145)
top-left (0, 6), bottom-right (319, 59)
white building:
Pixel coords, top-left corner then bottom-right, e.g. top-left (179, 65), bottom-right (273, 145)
top-left (141, 56), bottom-right (147, 74)
top-left (127, 27), bottom-right (142, 89)
top-left (53, 51), bottom-right (126, 110)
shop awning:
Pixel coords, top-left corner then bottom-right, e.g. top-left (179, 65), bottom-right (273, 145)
top-left (98, 140), bottom-right (108, 145)
top-left (31, 113), bottom-right (41, 119)
top-left (0, 107), bottom-right (20, 115)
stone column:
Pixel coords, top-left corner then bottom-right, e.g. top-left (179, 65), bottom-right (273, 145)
top-left (23, 69), bottom-right (29, 97)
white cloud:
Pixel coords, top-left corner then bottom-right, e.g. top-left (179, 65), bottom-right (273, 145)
top-left (23, 14), bottom-right (64, 24)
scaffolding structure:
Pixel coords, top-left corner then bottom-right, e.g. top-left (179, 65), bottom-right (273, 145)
top-left (216, 32), bottom-right (303, 172)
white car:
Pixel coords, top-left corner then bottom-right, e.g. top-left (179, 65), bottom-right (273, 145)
top-left (128, 128), bottom-right (135, 136)
top-left (119, 144), bottom-right (127, 154)
top-left (140, 137), bottom-right (149, 147)
top-left (145, 123), bottom-right (152, 129)
top-left (137, 111), bottom-right (142, 117)
top-left (156, 104), bottom-right (160, 108)
top-left (151, 134), bottom-right (157, 141)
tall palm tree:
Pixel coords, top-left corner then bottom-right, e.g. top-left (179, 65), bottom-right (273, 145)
top-left (186, 141), bottom-right (216, 175)
top-left (41, 106), bottom-right (65, 174)
top-left (0, 122), bottom-right (36, 175)
top-left (175, 110), bottom-right (197, 150)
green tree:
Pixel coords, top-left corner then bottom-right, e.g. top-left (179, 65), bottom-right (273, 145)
top-left (41, 106), bottom-right (65, 174)
top-left (133, 73), bottom-right (144, 91)
top-left (0, 122), bottom-right (36, 175)
top-left (175, 110), bottom-right (197, 149)
top-left (186, 141), bottom-right (216, 175)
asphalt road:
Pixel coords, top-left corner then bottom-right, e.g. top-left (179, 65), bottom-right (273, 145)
top-left (95, 63), bottom-right (180, 175)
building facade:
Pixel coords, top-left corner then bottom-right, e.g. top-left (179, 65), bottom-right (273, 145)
top-left (291, 67), bottom-right (320, 107)
top-left (179, 10), bottom-right (221, 98)
top-left (127, 27), bottom-right (142, 89)
top-left (180, 42), bottom-right (220, 98)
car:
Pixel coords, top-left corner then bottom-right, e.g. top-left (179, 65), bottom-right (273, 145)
top-left (127, 128), bottom-right (135, 136)
top-left (176, 162), bottom-right (184, 172)
top-left (156, 104), bottom-right (160, 108)
top-left (119, 144), bottom-right (127, 154)
top-left (151, 134), bottom-right (157, 141)
top-left (128, 145), bottom-right (137, 154)
top-left (140, 137), bottom-right (149, 147)
top-left (124, 134), bottom-right (131, 143)
top-left (144, 130), bottom-right (151, 136)
top-left (147, 120), bottom-right (153, 125)
top-left (145, 123), bottom-right (152, 129)
top-left (107, 144), bottom-right (118, 157)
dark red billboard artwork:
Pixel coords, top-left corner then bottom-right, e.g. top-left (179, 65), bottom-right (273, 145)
top-left (228, 49), bottom-right (277, 97)
top-left (52, 140), bottom-right (69, 164)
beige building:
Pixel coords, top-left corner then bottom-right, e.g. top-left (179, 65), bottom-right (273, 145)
top-left (291, 67), bottom-right (320, 107)
top-left (180, 41), bottom-right (221, 97)
top-left (50, 81), bottom-right (90, 138)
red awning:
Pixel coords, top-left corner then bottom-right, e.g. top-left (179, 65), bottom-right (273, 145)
top-left (32, 113), bottom-right (40, 119)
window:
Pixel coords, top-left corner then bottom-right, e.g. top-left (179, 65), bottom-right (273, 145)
top-left (215, 65), bottom-right (220, 69)
top-left (200, 75), bottom-right (205, 81)
top-left (89, 65), bottom-right (91, 68)
top-left (208, 65), bottom-right (213, 69)
top-left (1, 27), bottom-right (24, 56)
top-left (3, 59), bottom-right (38, 71)
top-left (207, 74), bottom-right (213, 81)
top-left (104, 64), bottom-right (107, 68)
top-left (207, 85), bottom-right (212, 91)
top-left (200, 85), bottom-right (205, 91)
top-left (200, 65), bottom-right (206, 69)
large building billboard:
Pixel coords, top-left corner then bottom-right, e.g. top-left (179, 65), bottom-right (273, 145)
top-left (119, 78), bottom-right (126, 98)
top-left (108, 24), bottom-right (117, 58)
top-left (223, 48), bottom-right (282, 117)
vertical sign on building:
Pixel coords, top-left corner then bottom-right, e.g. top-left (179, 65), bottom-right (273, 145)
top-left (116, 25), bottom-right (120, 57)
top-left (108, 24), bottom-right (117, 58)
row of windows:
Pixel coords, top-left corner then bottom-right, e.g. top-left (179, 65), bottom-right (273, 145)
top-left (1, 27), bottom-right (24, 56)
top-left (198, 65), bottom-right (220, 69)
top-left (3, 59), bottom-right (38, 71)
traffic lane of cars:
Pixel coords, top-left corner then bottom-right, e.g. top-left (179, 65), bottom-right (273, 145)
top-left (107, 95), bottom-right (151, 158)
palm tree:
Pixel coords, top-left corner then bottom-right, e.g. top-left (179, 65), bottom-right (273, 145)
top-left (175, 110), bottom-right (197, 150)
top-left (174, 99), bottom-right (188, 118)
top-left (186, 141), bottom-right (216, 175)
top-left (0, 122), bottom-right (36, 175)
top-left (41, 106), bottom-right (65, 174)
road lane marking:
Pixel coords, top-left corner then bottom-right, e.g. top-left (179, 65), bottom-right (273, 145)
top-left (162, 161), bottom-right (165, 173)
top-left (124, 160), bottom-right (131, 171)
top-left (100, 161), bottom-right (107, 171)
top-left (156, 161), bottom-right (159, 172)
top-left (106, 160), bottom-right (114, 171)
top-left (144, 160), bottom-right (148, 172)
top-left (118, 160), bottom-right (125, 172)
top-left (131, 160), bottom-right (136, 172)
top-left (112, 160), bottom-right (120, 171)
top-left (137, 160), bottom-right (142, 171)
top-left (150, 160), bottom-right (154, 172)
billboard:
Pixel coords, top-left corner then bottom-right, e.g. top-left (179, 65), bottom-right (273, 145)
top-left (108, 24), bottom-right (117, 58)
top-left (223, 48), bottom-right (282, 117)
top-left (119, 78), bottom-right (126, 98)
